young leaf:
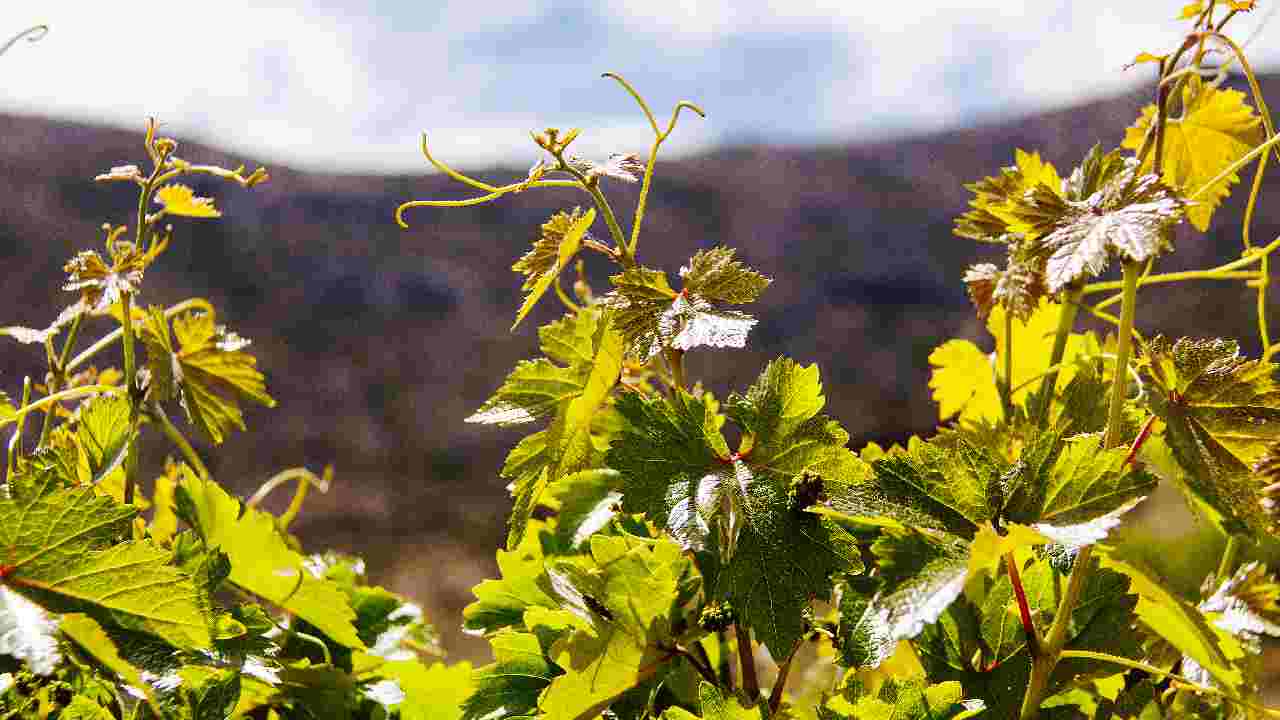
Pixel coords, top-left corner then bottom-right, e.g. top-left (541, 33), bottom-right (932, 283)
top-left (462, 521), bottom-right (559, 636)
top-left (1038, 164), bottom-right (1182, 292)
top-left (954, 149), bottom-right (1064, 242)
top-left (963, 239), bottom-right (1048, 321)
top-left (138, 307), bottom-right (275, 444)
top-left (1098, 553), bottom-right (1245, 690)
top-left (512, 208), bottom-right (596, 330)
top-left (1199, 561), bottom-right (1280, 647)
top-left (60, 614), bottom-right (153, 704)
top-left (537, 536), bottom-right (696, 719)
top-left (606, 248), bottom-right (769, 360)
top-left (154, 184), bottom-right (221, 218)
top-left (176, 472), bottom-right (363, 649)
top-left (823, 678), bottom-right (985, 720)
top-left (0, 585), bottom-right (60, 676)
top-left (661, 682), bottom-right (758, 720)
top-left (1140, 336), bottom-right (1280, 534)
top-left (380, 660), bottom-right (474, 720)
top-left (1122, 74), bottom-right (1262, 230)
top-left (609, 359), bottom-right (864, 654)
top-left (466, 359), bottom-right (587, 426)
top-left (461, 631), bottom-right (560, 720)
top-left (546, 468), bottom-right (623, 551)
top-left (928, 301), bottom-right (1097, 426)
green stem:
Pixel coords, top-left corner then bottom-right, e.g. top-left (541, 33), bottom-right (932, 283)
top-left (1018, 545), bottom-right (1094, 720)
top-left (152, 405), bottom-right (211, 480)
top-left (667, 349), bottom-right (687, 392)
top-left (119, 291), bottom-right (140, 505)
top-left (717, 630), bottom-right (734, 689)
top-left (1058, 650), bottom-right (1280, 717)
top-left (1035, 285), bottom-right (1083, 427)
top-left (1217, 535), bottom-right (1241, 582)
top-left (735, 624), bottom-right (760, 703)
top-left (39, 312), bottom-right (85, 446)
top-left (1104, 261), bottom-right (1141, 450)
top-left (1001, 309), bottom-right (1014, 420)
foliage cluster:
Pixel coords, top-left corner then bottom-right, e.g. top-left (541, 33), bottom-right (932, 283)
top-left (8, 3), bottom-right (1280, 720)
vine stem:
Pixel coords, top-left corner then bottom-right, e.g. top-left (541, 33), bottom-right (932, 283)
top-left (119, 291), bottom-right (140, 504)
top-left (1001, 309), bottom-right (1014, 420)
top-left (1020, 261), bottom-right (1141, 720)
top-left (1005, 552), bottom-right (1041, 656)
top-left (1035, 284), bottom-right (1082, 427)
top-left (1058, 650), bottom-right (1280, 718)
top-left (768, 639), bottom-right (802, 716)
top-left (65, 298), bottom-right (213, 374)
top-left (38, 312), bottom-right (84, 446)
top-left (735, 624), bottom-right (760, 702)
top-left (152, 405), bottom-right (211, 481)
top-left (1217, 534), bottom-right (1241, 582)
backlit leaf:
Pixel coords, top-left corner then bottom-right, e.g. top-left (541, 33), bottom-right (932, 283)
top-left (512, 208), bottom-right (595, 330)
top-left (383, 660), bottom-right (474, 720)
top-left (0, 585), bottom-right (60, 675)
top-left (462, 520), bottom-right (559, 636)
top-left (679, 247), bottom-right (771, 305)
top-left (1122, 74), bottom-right (1262, 230)
top-left (139, 306), bottom-right (275, 444)
top-left (176, 472), bottom-right (363, 648)
top-left (954, 149), bottom-right (1064, 242)
top-left (462, 631), bottom-right (560, 720)
top-left (1140, 336), bottom-right (1280, 533)
top-left (154, 184), bottom-right (221, 218)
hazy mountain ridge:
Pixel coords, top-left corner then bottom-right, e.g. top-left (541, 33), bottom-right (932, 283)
top-left (1, 76), bottom-right (1276, 655)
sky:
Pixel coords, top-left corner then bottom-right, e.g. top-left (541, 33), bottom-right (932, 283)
top-left (1, 1), bottom-right (1277, 174)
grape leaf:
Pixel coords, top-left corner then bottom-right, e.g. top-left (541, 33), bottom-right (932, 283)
top-left (381, 660), bottom-right (474, 720)
top-left (1098, 554), bottom-right (1244, 690)
top-left (0, 586), bottom-right (60, 675)
top-left (461, 631), bottom-right (560, 720)
top-left (546, 469), bottom-right (623, 551)
top-left (1200, 561), bottom-right (1280, 646)
top-left (963, 239), bottom-right (1048, 321)
top-left (466, 359), bottom-right (587, 426)
top-left (154, 184), bottom-right (221, 218)
top-left (609, 359), bottom-right (864, 654)
top-left (606, 248), bottom-right (769, 360)
top-left (954, 148), bottom-right (1064, 242)
top-left (462, 521), bottom-right (559, 636)
top-left (0, 482), bottom-right (210, 649)
top-left (138, 306), bottom-right (275, 444)
top-left (537, 536), bottom-right (695, 720)
top-left (1122, 74), bottom-right (1262, 230)
top-left (1140, 336), bottom-right (1280, 534)
top-left (929, 301), bottom-right (1097, 426)
top-left (1001, 432), bottom-right (1155, 547)
top-left (59, 614), bottom-right (154, 705)
top-left (1038, 164), bottom-right (1182, 292)
top-left (661, 682), bottom-right (758, 720)
top-left (512, 208), bottom-right (595, 330)
top-left (175, 473), bottom-right (363, 649)
top-left (822, 678), bottom-right (985, 720)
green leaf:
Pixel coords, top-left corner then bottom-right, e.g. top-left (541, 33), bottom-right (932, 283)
top-left (0, 586), bottom-right (60, 675)
top-left (186, 668), bottom-right (241, 720)
top-left (467, 359), bottom-right (586, 426)
top-left (538, 536), bottom-right (695, 720)
top-left (1122, 74), bottom-right (1262, 230)
top-left (661, 681), bottom-right (759, 720)
top-left (1002, 432), bottom-right (1155, 547)
top-left (75, 395), bottom-right (133, 484)
top-left (462, 522), bottom-right (559, 636)
top-left (385, 660), bottom-right (475, 720)
top-left (462, 631), bottom-right (560, 720)
top-left (176, 473), bottom-right (363, 648)
top-left (679, 247), bottom-right (771, 304)
top-left (0, 484), bottom-right (210, 649)
top-left (609, 359), bottom-right (864, 654)
top-left (546, 469), bottom-right (623, 551)
top-left (512, 208), bottom-right (595, 330)
top-left (1140, 336), bottom-right (1280, 533)
top-left (503, 311), bottom-right (623, 549)
top-left (1099, 554), bottom-right (1245, 690)
top-left (606, 252), bottom-right (767, 361)
top-left (824, 678), bottom-right (985, 720)
top-left (139, 306), bottom-right (275, 444)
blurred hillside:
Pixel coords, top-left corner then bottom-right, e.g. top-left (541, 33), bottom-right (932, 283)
top-left (2, 76), bottom-right (1279, 657)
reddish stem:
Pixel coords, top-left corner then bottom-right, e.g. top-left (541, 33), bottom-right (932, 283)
top-left (1005, 552), bottom-right (1041, 657)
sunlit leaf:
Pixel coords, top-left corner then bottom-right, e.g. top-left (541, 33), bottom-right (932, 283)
top-left (1140, 336), bottom-right (1280, 533)
top-left (154, 183), bottom-right (221, 218)
top-left (1122, 74), bottom-right (1262, 230)
top-left (512, 208), bottom-right (595, 330)
top-left (176, 471), bottom-right (362, 648)
top-left (954, 149), bottom-right (1063, 242)
top-left (0, 585), bottom-right (60, 675)
top-left (381, 660), bottom-right (474, 720)
top-left (461, 631), bottom-right (560, 720)
top-left (462, 521), bottom-right (559, 636)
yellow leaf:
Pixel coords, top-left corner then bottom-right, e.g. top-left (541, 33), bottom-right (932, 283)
top-left (1122, 74), bottom-right (1262, 230)
top-left (1127, 52), bottom-right (1165, 68)
top-left (154, 183), bottom-right (221, 218)
top-left (929, 301), bottom-right (1093, 425)
top-left (967, 522), bottom-right (1050, 579)
top-left (511, 208), bottom-right (595, 330)
top-left (150, 464), bottom-right (179, 544)
top-left (1178, 1), bottom-right (1205, 19)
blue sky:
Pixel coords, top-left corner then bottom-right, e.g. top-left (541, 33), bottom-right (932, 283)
top-left (3, 2), bottom-right (1276, 173)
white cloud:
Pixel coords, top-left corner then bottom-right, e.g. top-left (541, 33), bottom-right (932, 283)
top-left (1, 1), bottom-right (1276, 173)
